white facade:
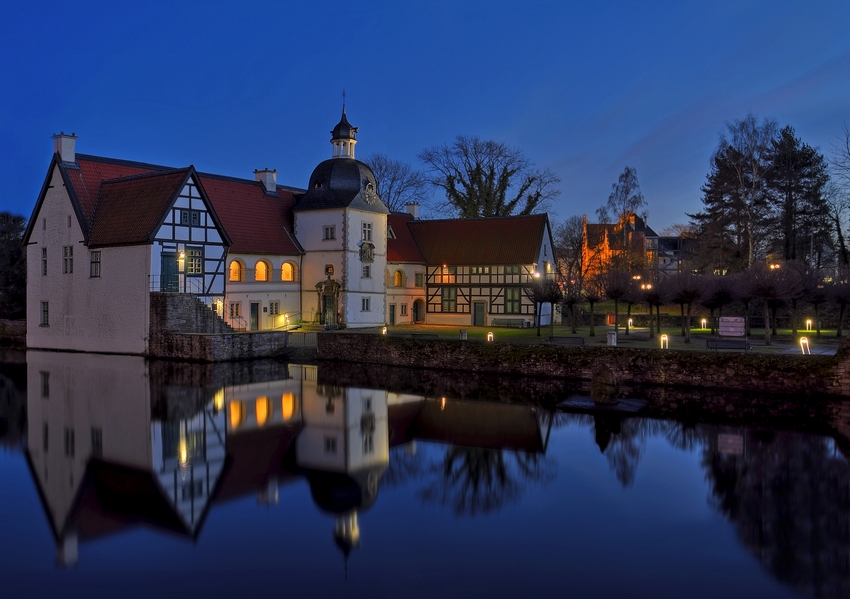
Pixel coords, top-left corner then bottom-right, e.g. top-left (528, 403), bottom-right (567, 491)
top-left (224, 252), bottom-right (302, 331)
top-left (26, 166), bottom-right (151, 354)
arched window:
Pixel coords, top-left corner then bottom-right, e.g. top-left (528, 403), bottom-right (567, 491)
top-left (255, 396), bottom-right (272, 426)
top-left (229, 401), bottom-right (245, 429)
top-left (229, 260), bottom-right (243, 282)
top-left (281, 392), bottom-right (297, 421)
top-left (282, 262), bottom-right (297, 282)
top-left (393, 270), bottom-right (404, 287)
top-left (255, 261), bottom-right (269, 282)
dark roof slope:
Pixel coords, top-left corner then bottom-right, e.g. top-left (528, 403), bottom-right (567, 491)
top-left (387, 213), bottom-right (425, 263)
top-left (294, 158), bottom-right (389, 214)
top-left (88, 169), bottom-right (190, 247)
top-left (407, 215), bottom-right (548, 265)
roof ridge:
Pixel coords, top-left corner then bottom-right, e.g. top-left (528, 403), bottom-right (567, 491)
top-left (408, 214), bottom-right (546, 224)
top-left (101, 167), bottom-right (190, 185)
top-left (76, 153), bottom-right (174, 171)
top-left (197, 171), bottom-right (306, 194)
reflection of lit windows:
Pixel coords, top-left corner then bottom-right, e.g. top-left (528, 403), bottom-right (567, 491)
top-left (255, 396), bottom-right (271, 426)
top-left (281, 393), bottom-right (296, 420)
top-left (182, 480), bottom-right (203, 500)
top-left (324, 436), bottom-right (337, 454)
top-left (229, 401), bottom-right (246, 429)
top-left (43, 423), bottom-right (48, 452)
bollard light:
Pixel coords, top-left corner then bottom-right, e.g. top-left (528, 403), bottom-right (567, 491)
top-left (806, 319), bottom-right (812, 331)
top-left (800, 337), bottom-right (811, 355)
top-left (628, 318), bottom-right (633, 327)
top-left (660, 334), bottom-right (669, 349)
top-left (382, 326), bottom-right (387, 335)
top-left (701, 318), bottom-right (707, 329)
top-left (441, 397), bottom-right (446, 411)
top-left (487, 332), bottom-right (494, 342)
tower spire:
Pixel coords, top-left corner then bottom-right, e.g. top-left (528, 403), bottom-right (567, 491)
top-left (330, 99), bottom-right (358, 159)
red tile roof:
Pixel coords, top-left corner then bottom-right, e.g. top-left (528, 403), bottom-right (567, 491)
top-left (406, 214), bottom-right (548, 265)
top-left (387, 213), bottom-right (425, 263)
top-left (51, 154), bottom-right (301, 254)
top-left (88, 169), bottom-right (190, 247)
top-left (200, 174), bottom-right (302, 255)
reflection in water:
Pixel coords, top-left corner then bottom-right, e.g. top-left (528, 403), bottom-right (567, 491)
top-left (11, 351), bottom-right (850, 597)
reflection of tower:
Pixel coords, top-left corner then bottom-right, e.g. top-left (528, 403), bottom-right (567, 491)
top-left (297, 375), bottom-right (389, 573)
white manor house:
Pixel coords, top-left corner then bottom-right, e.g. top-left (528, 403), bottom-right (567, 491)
top-left (24, 111), bottom-right (556, 355)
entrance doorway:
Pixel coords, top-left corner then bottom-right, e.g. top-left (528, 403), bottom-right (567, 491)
top-left (413, 299), bottom-right (425, 324)
top-left (160, 253), bottom-right (178, 292)
top-left (473, 302), bottom-right (486, 326)
top-left (250, 302), bottom-right (259, 331)
top-left (389, 304), bottom-right (396, 325)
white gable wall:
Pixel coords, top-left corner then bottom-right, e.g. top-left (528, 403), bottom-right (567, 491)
top-left (26, 166), bottom-right (151, 354)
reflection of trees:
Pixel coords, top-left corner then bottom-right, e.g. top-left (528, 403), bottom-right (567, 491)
top-left (703, 431), bottom-right (850, 598)
top-left (382, 445), bottom-right (424, 487)
top-left (419, 448), bottom-right (553, 517)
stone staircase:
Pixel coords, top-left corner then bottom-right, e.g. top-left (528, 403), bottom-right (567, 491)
top-left (150, 292), bottom-right (234, 335)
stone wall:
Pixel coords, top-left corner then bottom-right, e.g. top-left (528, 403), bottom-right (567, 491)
top-left (317, 333), bottom-right (850, 397)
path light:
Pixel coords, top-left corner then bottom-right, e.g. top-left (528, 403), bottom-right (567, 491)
top-left (382, 326), bottom-right (387, 335)
top-left (701, 318), bottom-right (707, 329)
top-left (806, 319), bottom-right (812, 331)
top-left (487, 332), bottom-right (494, 341)
top-left (660, 334), bottom-right (669, 349)
top-left (441, 397), bottom-right (446, 411)
top-left (628, 318), bottom-right (633, 327)
top-left (800, 337), bottom-right (811, 355)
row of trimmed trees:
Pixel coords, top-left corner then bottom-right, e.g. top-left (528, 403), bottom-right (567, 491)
top-left (559, 260), bottom-right (850, 345)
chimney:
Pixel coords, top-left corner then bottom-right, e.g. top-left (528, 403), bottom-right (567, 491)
top-left (254, 168), bottom-right (277, 194)
top-left (52, 132), bottom-right (77, 163)
top-left (405, 202), bottom-right (420, 219)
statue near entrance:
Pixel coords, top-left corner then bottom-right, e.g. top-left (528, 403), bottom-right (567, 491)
top-left (316, 276), bottom-right (341, 327)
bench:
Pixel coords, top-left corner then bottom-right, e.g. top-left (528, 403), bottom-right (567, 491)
top-left (706, 338), bottom-right (751, 351)
top-left (549, 336), bottom-right (585, 346)
top-left (492, 318), bottom-right (526, 328)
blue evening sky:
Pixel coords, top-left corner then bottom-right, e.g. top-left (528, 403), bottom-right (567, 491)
top-left (2, 0), bottom-right (848, 231)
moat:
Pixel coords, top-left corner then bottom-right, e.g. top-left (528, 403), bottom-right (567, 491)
top-left (1, 352), bottom-right (848, 598)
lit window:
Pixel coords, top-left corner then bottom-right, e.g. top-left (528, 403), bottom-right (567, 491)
top-left (506, 288), bottom-right (521, 313)
top-left (362, 297), bottom-right (371, 311)
top-left (393, 270), bottom-right (404, 287)
top-left (362, 222), bottom-right (372, 241)
top-left (229, 260), bottom-right (243, 282)
top-left (63, 246), bottom-right (73, 274)
top-left (281, 393), bottom-right (296, 420)
top-left (255, 396), bottom-right (272, 426)
top-left (282, 262), bottom-right (296, 281)
top-left (441, 288), bottom-right (456, 312)
top-left (255, 261), bottom-right (268, 281)
top-left (186, 248), bottom-right (202, 275)
top-left (90, 251), bottom-right (101, 278)
top-left (472, 266), bottom-right (490, 274)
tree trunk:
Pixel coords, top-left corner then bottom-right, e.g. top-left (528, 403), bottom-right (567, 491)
top-left (743, 300), bottom-right (751, 336)
top-left (791, 299), bottom-right (798, 336)
top-left (589, 302), bottom-right (596, 337)
top-left (536, 302), bottom-right (541, 337)
top-left (771, 305), bottom-right (778, 336)
top-left (571, 304), bottom-right (577, 334)
top-left (679, 304), bottom-right (686, 336)
top-left (815, 304), bottom-right (821, 338)
top-left (549, 301), bottom-right (555, 338)
top-left (614, 300), bottom-right (619, 334)
top-left (656, 304), bottom-right (662, 338)
top-left (838, 303), bottom-right (846, 338)
top-left (626, 304), bottom-right (631, 335)
top-left (709, 308), bottom-right (715, 334)
top-left (685, 303), bottom-right (692, 343)
top-left (648, 304), bottom-right (655, 338)
top-left (763, 301), bottom-right (771, 345)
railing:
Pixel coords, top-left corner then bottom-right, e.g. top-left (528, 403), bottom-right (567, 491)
top-left (274, 312), bottom-right (302, 331)
top-left (149, 275), bottom-right (206, 295)
top-left (228, 315), bottom-right (248, 331)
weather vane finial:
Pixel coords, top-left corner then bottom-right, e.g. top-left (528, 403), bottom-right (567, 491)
top-left (342, 89), bottom-right (346, 112)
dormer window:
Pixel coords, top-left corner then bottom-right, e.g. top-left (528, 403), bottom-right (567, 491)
top-left (314, 181), bottom-right (323, 189)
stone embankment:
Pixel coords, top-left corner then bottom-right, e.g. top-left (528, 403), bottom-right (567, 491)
top-left (317, 333), bottom-right (850, 397)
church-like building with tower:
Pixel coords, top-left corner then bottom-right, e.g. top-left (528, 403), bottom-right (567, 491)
top-left (24, 108), bottom-right (555, 355)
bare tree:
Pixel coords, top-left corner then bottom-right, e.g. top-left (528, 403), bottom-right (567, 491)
top-left (699, 275), bottom-right (736, 334)
top-left (584, 279), bottom-right (603, 337)
top-left (553, 215), bottom-right (584, 286)
top-left (361, 153), bottom-right (429, 213)
top-left (745, 263), bottom-right (785, 345)
top-left (598, 166), bottom-right (646, 251)
top-left (716, 114), bottom-right (779, 267)
top-left (560, 280), bottom-right (582, 334)
top-left (667, 273), bottom-right (702, 343)
top-left (601, 269), bottom-right (632, 334)
top-left (419, 136), bottom-right (560, 218)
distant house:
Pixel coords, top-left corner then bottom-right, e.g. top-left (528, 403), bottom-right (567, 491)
top-left (582, 211), bottom-right (686, 279)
